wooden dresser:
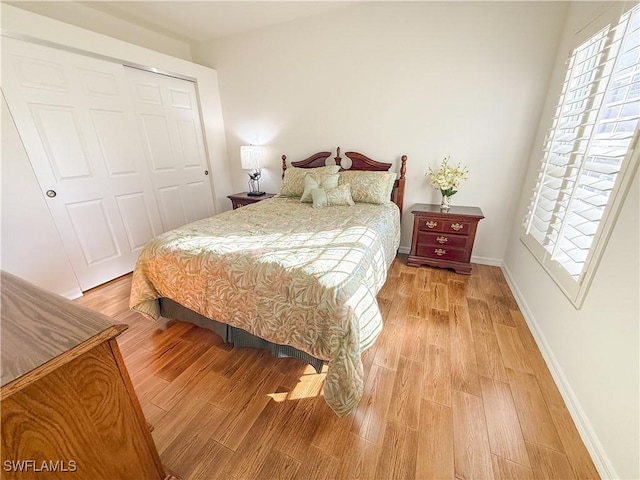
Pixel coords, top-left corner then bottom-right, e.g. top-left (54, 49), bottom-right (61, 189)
top-left (0, 271), bottom-right (172, 480)
top-left (407, 204), bottom-right (484, 274)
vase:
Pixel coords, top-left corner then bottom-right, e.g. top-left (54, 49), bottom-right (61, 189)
top-left (440, 194), bottom-right (451, 211)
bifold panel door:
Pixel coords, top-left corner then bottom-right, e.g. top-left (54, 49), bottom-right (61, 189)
top-left (125, 67), bottom-right (214, 232)
top-left (2, 38), bottom-right (164, 291)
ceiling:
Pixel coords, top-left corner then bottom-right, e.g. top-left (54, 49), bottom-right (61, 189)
top-left (71, 1), bottom-right (354, 44)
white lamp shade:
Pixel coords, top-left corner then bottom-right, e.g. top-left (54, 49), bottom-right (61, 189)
top-left (240, 145), bottom-right (263, 170)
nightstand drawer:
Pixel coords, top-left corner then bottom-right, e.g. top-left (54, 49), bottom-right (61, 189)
top-left (417, 231), bottom-right (468, 248)
top-left (442, 221), bottom-right (472, 234)
top-left (418, 218), bottom-right (445, 232)
top-left (416, 245), bottom-right (467, 262)
top-left (417, 218), bottom-right (472, 235)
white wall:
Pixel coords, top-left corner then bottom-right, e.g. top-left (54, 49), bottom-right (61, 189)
top-left (503, 2), bottom-right (639, 479)
top-left (5, 1), bottom-right (192, 61)
top-left (1, 96), bottom-right (83, 298)
top-left (192, 1), bottom-right (568, 260)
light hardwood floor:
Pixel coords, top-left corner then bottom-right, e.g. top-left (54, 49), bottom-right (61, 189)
top-left (76, 257), bottom-right (599, 480)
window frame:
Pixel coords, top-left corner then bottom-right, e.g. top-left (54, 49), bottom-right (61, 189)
top-left (521, 3), bottom-right (640, 308)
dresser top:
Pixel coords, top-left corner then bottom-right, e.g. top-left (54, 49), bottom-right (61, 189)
top-left (411, 203), bottom-right (485, 219)
top-left (1, 271), bottom-right (126, 388)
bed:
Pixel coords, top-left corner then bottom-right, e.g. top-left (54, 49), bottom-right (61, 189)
top-left (130, 147), bottom-right (407, 416)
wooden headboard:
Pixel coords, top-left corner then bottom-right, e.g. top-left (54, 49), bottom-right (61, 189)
top-left (281, 147), bottom-right (407, 214)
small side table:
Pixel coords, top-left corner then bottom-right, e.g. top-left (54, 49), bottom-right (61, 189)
top-left (407, 204), bottom-right (484, 274)
top-left (227, 192), bottom-right (276, 210)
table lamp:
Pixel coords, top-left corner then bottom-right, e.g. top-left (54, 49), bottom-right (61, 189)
top-left (240, 145), bottom-right (265, 196)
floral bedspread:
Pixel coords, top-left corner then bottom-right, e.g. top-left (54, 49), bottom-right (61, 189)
top-left (130, 196), bottom-right (400, 416)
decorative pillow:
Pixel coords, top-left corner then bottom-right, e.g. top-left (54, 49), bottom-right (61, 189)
top-left (279, 165), bottom-right (340, 197)
top-left (338, 170), bottom-right (397, 204)
top-left (300, 173), bottom-right (339, 203)
top-left (311, 184), bottom-right (355, 208)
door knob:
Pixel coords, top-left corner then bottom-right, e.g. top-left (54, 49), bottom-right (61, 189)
top-left (46, 190), bottom-right (57, 198)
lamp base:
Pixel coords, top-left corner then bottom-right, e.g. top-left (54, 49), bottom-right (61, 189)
top-left (247, 191), bottom-right (266, 197)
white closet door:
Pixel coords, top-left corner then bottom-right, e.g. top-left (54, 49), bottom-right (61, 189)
top-left (2, 38), bottom-right (164, 291)
top-left (125, 67), bottom-right (214, 232)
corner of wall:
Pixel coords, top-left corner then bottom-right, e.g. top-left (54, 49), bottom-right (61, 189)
top-left (2, 2), bottom-right (193, 61)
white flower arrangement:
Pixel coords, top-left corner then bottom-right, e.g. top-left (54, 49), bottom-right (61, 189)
top-left (426, 156), bottom-right (469, 197)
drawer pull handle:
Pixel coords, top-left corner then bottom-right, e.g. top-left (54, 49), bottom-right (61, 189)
top-left (435, 248), bottom-right (446, 256)
top-left (436, 236), bottom-right (448, 244)
top-left (451, 223), bottom-right (464, 231)
top-left (425, 221), bottom-right (437, 229)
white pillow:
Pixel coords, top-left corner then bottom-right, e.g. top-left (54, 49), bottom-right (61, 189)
top-left (300, 173), bottom-right (339, 203)
top-left (311, 184), bottom-right (355, 208)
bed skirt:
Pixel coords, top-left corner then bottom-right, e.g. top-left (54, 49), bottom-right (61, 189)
top-left (158, 298), bottom-right (326, 374)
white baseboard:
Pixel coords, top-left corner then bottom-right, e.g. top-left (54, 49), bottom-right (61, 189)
top-left (64, 288), bottom-right (83, 300)
top-left (398, 245), bottom-right (411, 254)
top-left (471, 255), bottom-right (502, 266)
top-left (501, 263), bottom-right (617, 480)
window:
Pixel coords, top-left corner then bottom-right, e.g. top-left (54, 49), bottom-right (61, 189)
top-left (522, 4), bottom-right (640, 307)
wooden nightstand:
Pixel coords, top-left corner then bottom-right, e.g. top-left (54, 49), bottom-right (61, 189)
top-left (227, 192), bottom-right (276, 209)
top-left (407, 204), bottom-right (484, 274)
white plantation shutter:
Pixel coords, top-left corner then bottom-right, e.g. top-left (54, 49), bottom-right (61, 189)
top-left (522, 4), bottom-right (640, 306)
